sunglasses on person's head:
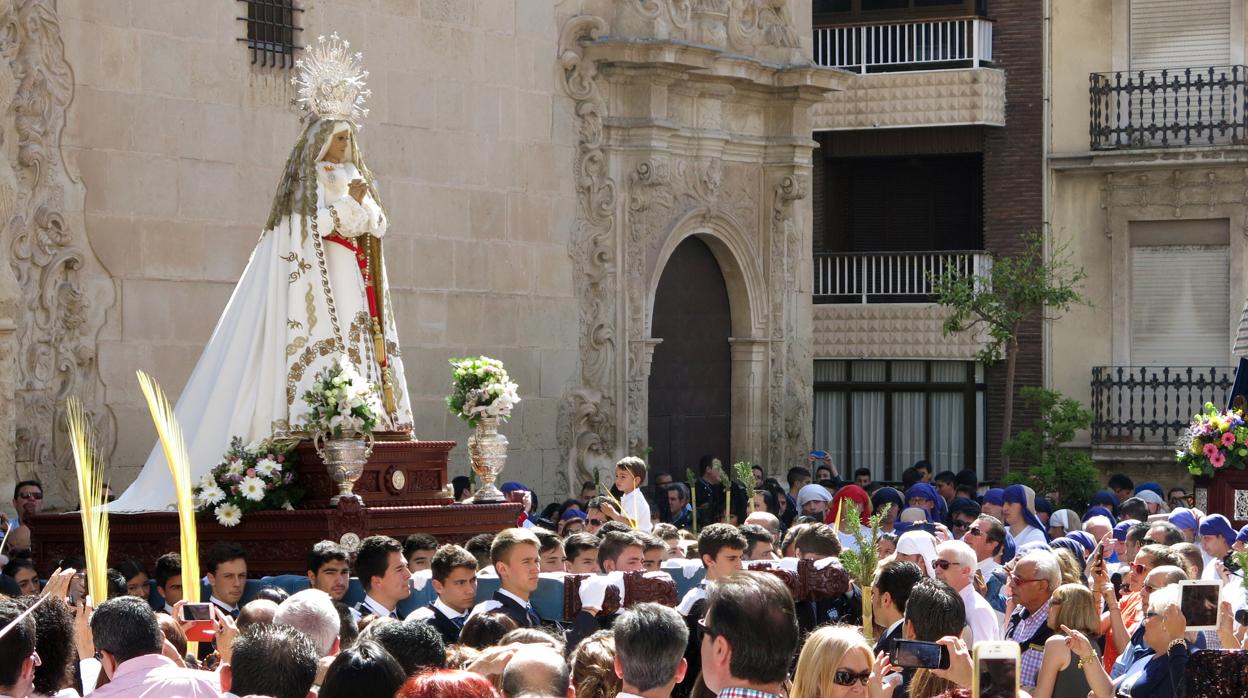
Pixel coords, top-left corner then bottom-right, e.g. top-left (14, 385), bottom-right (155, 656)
top-left (833, 669), bottom-right (871, 687)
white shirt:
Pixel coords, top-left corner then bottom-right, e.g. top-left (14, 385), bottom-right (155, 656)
top-left (959, 582), bottom-right (1002, 646)
top-left (209, 595), bottom-right (239, 615)
top-left (407, 597), bottom-right (469, 623)
top-left (838, 526), bottom-right (870, 553)
top-left (620, 488), bottom-right (652, 532)
top-left (1011, 525), bottom-right (1047, 549)
top-left (358, 593), bottom-right (398, 619)
top-left (978, 558), bottom-right (1002, 578)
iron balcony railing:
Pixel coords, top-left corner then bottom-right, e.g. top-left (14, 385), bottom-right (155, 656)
top-left (1090, 366), bottom-right (1234, 445)
top-left (813, 251), bottom-right (991, 304)
top-left (1089, 66), bottom-right (1248, 150)
top-left (813, 17), bottom-right (993, 73)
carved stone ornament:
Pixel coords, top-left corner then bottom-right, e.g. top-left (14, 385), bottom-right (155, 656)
top-left (631, 0), bottom-right (800, 51)
top-left (556, 5), bottom-right (827, 491)
top-left (0, 0), bottom-right (116, 506)
top-left (558, 15), bottom-right (618, 491)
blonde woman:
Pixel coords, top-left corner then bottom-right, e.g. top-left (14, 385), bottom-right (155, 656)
top-left (1032, 583), bottom-right (1101, 698)
top-left (792, 624), bottom-right (887, 698)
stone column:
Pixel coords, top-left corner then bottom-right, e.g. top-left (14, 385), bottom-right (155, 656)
top-left (729, 337), bottom-right (771, 466)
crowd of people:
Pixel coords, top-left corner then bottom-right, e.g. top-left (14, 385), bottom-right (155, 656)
top-left (1, 461), bottom-right (1245, 698)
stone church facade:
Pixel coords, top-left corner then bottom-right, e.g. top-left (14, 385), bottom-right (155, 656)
top-left (0, 0), bottom-right (835, 509)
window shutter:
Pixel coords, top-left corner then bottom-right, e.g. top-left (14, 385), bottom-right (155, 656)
top-left (1130, 245), bottom-right (1230, 366)
top-left (1130, 0), bottom-right (1230, 70)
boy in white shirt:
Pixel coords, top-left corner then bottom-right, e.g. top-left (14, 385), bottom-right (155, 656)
top-left (611, 456), bottom-right (653, 532)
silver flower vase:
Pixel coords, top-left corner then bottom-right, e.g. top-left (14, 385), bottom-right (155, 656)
top-left (314, 431), bottom-right (375, 506)
top-left (468, 416), bottom-right (507, 503)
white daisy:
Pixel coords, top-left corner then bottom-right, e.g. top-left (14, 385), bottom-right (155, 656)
top-left (239, 476), bottom-right (266, 502)
top-left (197, 484), bottom-right (226, 508)
top-left (215, 502), bottom-right (242, 527)
top-left (255, 458), bottom-right (281, 478)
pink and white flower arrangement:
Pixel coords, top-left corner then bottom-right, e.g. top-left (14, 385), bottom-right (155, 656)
top-left (1177, 402), bottom-right (1248, 477)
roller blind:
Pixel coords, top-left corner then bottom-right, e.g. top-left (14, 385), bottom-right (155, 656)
top-left (1130, 0), bottom-right (1230, 70)
top-left (1130, 245), bottom-right (1230, 366)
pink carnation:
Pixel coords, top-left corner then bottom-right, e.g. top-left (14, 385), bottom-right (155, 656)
top-left (1204, 442), bottom-right (1220, 457)
top-left (1222, 432), bottom-right (1237, 447)
top-left (1211, 451), bottom-right (1227, 468)
top-left (246, 468), bottom-right (257, 477)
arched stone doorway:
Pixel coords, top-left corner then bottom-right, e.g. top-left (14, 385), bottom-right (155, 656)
top-left (647, 236), bottom-right (733, 481)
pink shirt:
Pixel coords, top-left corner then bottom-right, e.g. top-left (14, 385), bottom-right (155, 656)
top-left (89, 654), bottom-right (221, 698)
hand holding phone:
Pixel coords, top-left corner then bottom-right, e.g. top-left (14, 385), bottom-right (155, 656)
top-left (973, 641), bottom-right (1019, 698)
top-left (177, 602), bottom-right (217, 644)
top-left (891, 639), bottom-right (950, 670)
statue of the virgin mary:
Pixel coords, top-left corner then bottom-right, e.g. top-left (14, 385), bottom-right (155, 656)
top-left (111, 34), bottom-right (413, 512)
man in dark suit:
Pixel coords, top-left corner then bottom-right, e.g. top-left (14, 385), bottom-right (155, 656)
top-left (406, 544), bottom-right (477, 646)
top-left (468, 528), bottom-right (543, 628)
top-left (872, 560), bottom-right (923, 655)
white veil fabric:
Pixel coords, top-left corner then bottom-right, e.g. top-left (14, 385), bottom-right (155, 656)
top-left (111, 118), bottom-right (413, 512)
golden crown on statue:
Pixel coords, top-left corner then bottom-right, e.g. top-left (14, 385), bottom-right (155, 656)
top-left (291, 32), bottom-right (371, 125)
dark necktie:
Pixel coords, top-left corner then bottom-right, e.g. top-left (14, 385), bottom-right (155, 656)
top-left (230, 608), bottom-right (240, 620)
top-left (526, 604), bottom-right (541, 627)
top-left (452, 613), bottom-right (467, 630)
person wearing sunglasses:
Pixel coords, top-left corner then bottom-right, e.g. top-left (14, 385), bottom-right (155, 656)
top-left (791, 624), bottom-right (884, 698)
top-left (1106, 565), bottom-right (1188, 681)
top-left (1004, 551), bottom-right (1062, 691)
top-left (935, 540), bottom-right (1001, 644)
top-left (3, 480), bottom-right (42, 553)
top-left (1100, 544), bottom-right (1184, 674)
top-left (1065, 583), bottom-right (1191, 698)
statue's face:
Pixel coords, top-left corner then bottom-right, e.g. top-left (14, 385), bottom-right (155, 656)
top-left (323, 128), bottom-right (350, 163)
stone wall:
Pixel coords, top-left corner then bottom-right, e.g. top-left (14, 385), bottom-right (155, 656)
top-left (46, 0), bottom-right (579, 508)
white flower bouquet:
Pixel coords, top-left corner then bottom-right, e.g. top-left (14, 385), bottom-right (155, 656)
top-left (193, 436), bottom-right (303, 527)
top-left (303, 355), bottom-right (383, 439)
top-left (446, 356), bottom-right (521, 427)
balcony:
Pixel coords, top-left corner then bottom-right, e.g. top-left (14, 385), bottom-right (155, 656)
top-left (814, 17), bottom-right (993, 73)
top-left (1090, 66), bottom-right (1248, 150)
top-left (1090, 366), bottom-right (1234, 446)
top-left (813, 250), bottom-right (991, 304)
top-left (810, 17), bottom-right (1004, 131)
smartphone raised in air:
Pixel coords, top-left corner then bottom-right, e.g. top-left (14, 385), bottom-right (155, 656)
top-left (891, 639), bottom-right (950, 670)
top-left (973, 641), bottom-right (1019, 698)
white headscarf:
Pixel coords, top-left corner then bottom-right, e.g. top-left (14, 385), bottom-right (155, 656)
top-left (316, 120), bottom-right (352, 162)
top-left (1049, 509), bottom-right (1080, 533)
top-left (896, 530), bottom-right (939, 578)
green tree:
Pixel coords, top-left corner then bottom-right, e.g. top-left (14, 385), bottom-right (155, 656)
top-left (933, 231), bottom-right (1086, 472)
top-left (1002, 387), bottom-right (1100, 511)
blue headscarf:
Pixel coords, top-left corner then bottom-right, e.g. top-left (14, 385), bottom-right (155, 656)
top-left (1134, 482), bottom-right (1164, 500)
top-left (1083, 506), bottom-right (1117, 527)
top-left (905, 483), bottom-right (948, 524)
top-left (1051, 537), bottom-right (1087, 565)
top-left (1168, 508), bottom-right (1199, 533)
top-left (1198, 514), bottom-right (1236, 547)
top-left (1001, 531), bottom-right (1017, 563)
top-left (1003, 484), bottom-right (1050, 542)
top-left (1034, 496), bottom-right (1053, 516)
top-left (983, 488), bottom-right (1005, 507)
top-left (1090, 490), bottom-right (1118, 512)
top-left (872, 487), bottom-right (904, 519)
top-left (1067, 530), bottom-right (1097, 556)
top-left (1113, 519), bottom-right (1140, 541)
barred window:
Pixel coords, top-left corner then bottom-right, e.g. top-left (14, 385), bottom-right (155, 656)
top-left (237, 0), bottom-right (303, 68)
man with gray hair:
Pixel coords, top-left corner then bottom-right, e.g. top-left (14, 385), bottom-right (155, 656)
top-left (934, 540), bottom-right (1000, 644)
top-left (275, 588), bottom-right (341, 688)
top-left (1004, 551), bottom-right (1061, 691)
top-left (500, 644), bottom-right (571, 698)
top-left (613, 603), bottom-right (689, 698)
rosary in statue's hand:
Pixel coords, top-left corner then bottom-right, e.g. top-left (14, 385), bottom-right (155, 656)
top-left (349, 178), bottom-right (368, 204)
